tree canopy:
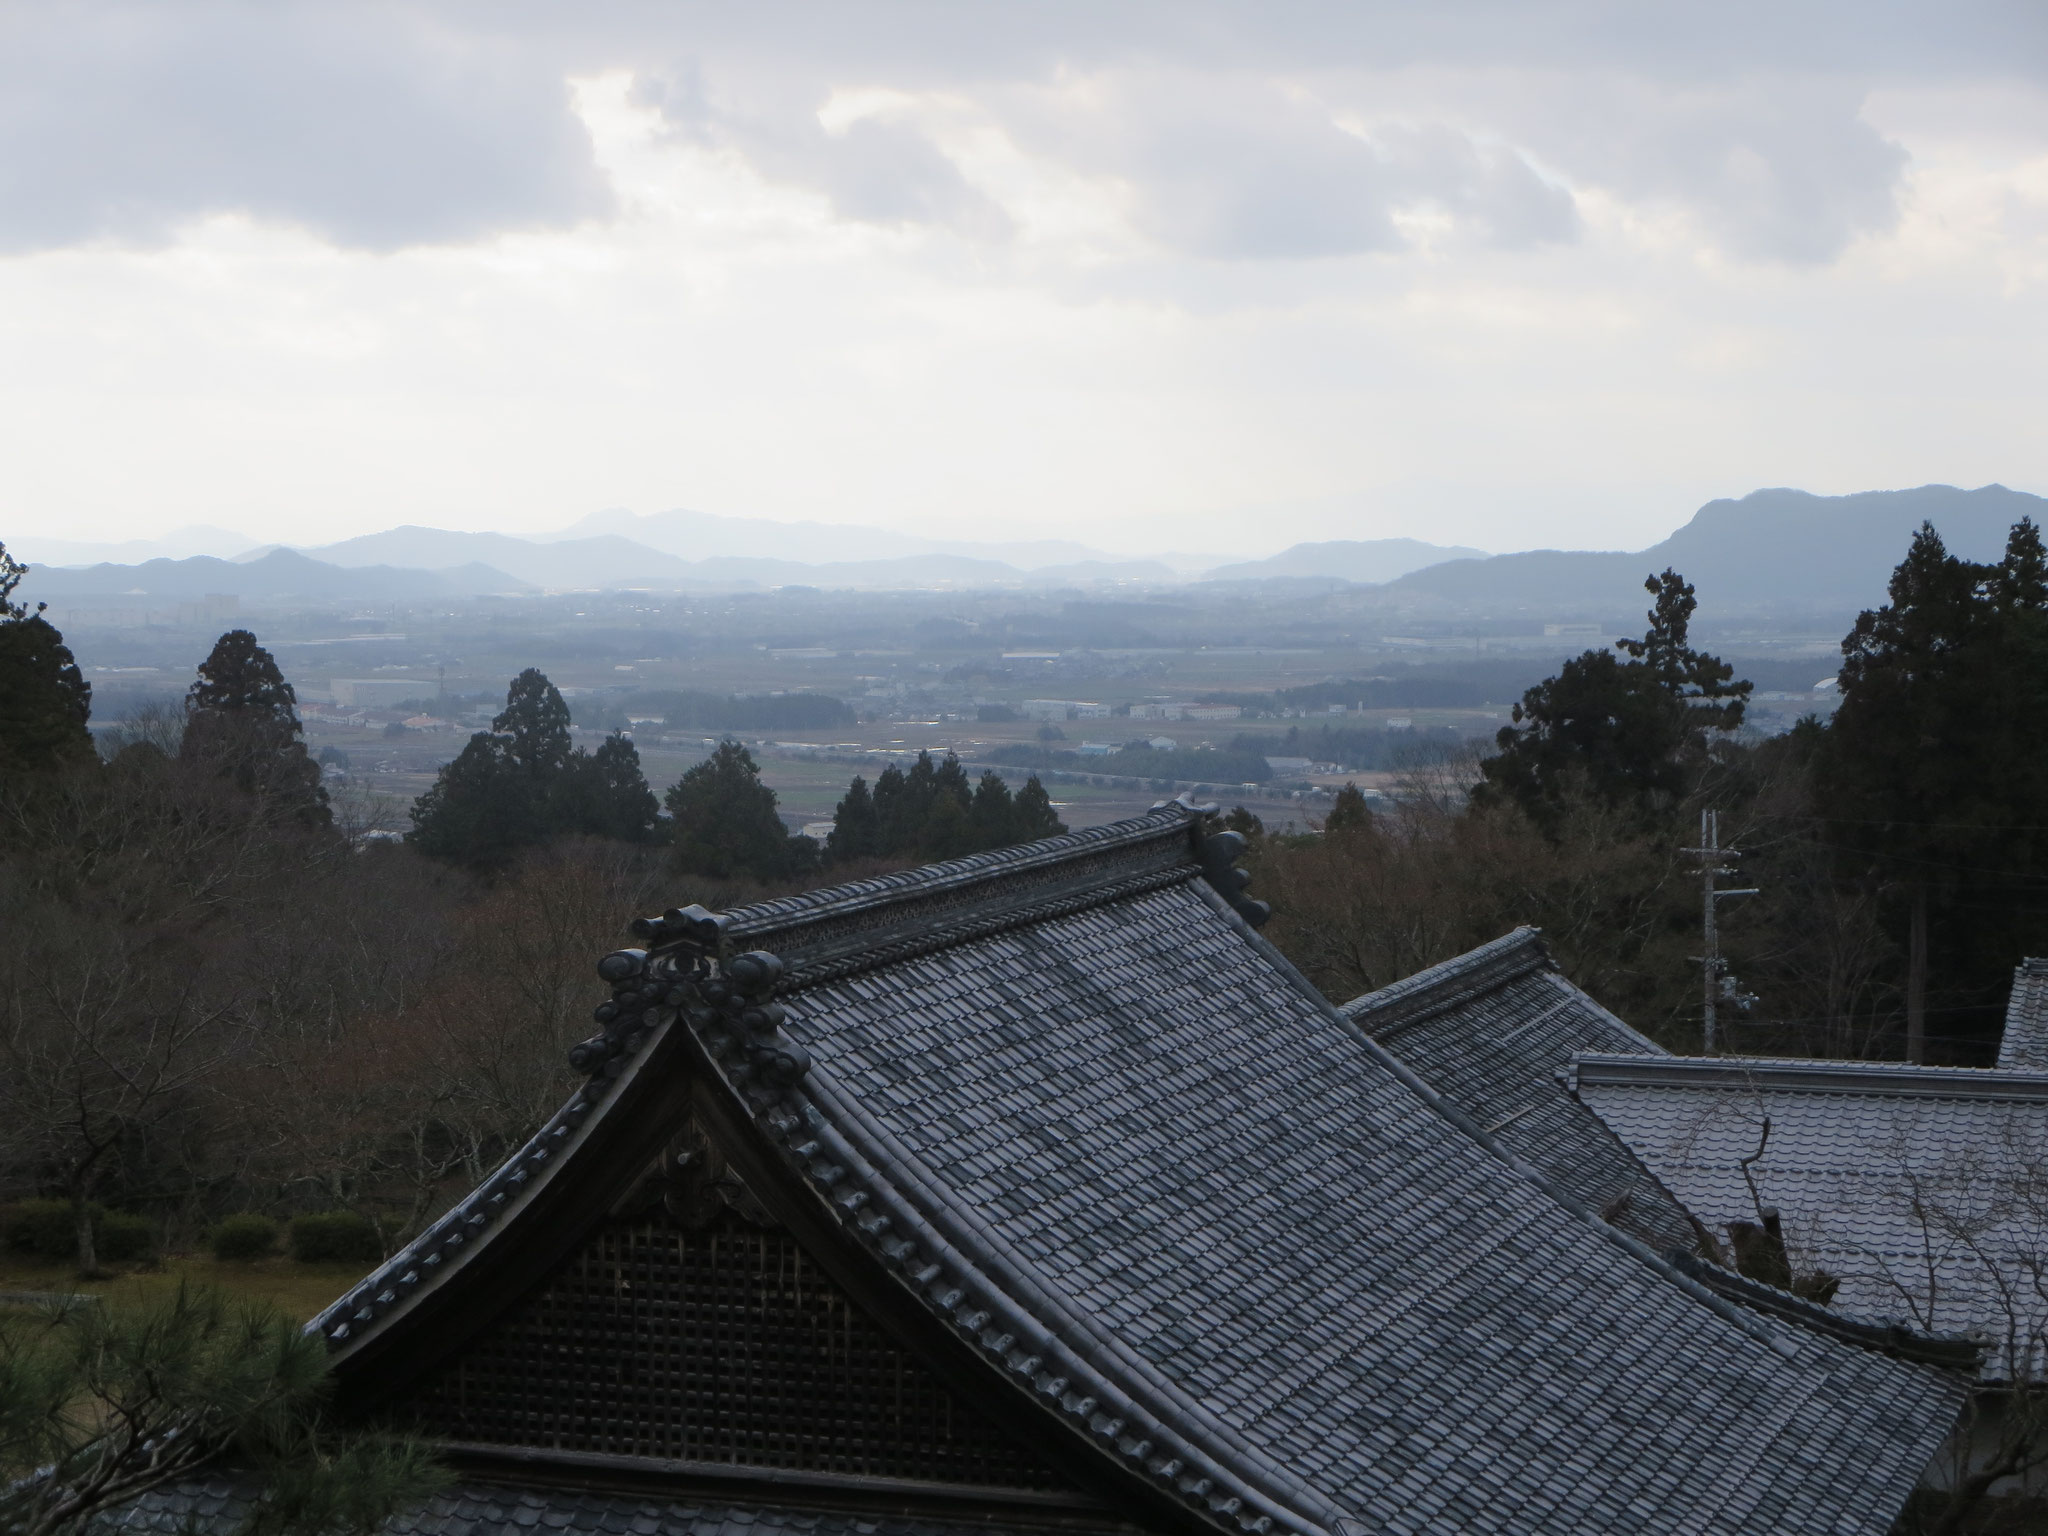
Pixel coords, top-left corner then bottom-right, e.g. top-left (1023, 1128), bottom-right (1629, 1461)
top-left (665, 738), bottom-right (815, 880)
top-left (0, 542), bottom-right (94, 778)
top-left (409, 669), bottom-right (661, 868)
top-left (826, 752), bottom-right (1065, 865)
top-left (180, 630), bottom-right (329, 827)
top-left (1477, 569), bottom-right (1749, 827)
top-left (1814, 518), bottom-right (2048, 1058)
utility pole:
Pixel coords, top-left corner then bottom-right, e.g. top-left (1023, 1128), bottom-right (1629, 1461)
top-left (1685, 809), bottom-right (1759, 1053)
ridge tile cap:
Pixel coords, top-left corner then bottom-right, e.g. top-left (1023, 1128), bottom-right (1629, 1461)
top-left (1570, 1052), bottom-right (2048, 1101)
top-left (1337, 927), bottom-right (1553, 1026)
top-left (714, 806), bottom-right (1201, 942)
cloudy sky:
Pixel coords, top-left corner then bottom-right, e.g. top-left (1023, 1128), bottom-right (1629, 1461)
top-left (2, 1), bottom-right (2044, 557)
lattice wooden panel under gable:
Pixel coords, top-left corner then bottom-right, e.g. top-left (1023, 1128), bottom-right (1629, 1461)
top-left (403, 1210), bottom-right (1067, 1489)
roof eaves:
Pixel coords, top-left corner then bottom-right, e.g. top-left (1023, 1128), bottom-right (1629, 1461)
top-left (1664, 1251), bottom-right (1983, 1374)
top-left (306, 983), bottom-right (690, 1376)
top-left (1570, 1053), bottom-right (2048, 1103)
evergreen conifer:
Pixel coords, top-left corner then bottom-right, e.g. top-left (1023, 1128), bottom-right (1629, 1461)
top-left (1816, 519), bottom-right (2048, 1060)
top-left (407, 732), bottom-right (535, 867)
top-left (825, 775), bottom-right (879, 862)
top-left (409, 671), bottom-right (660, 867)
top-left (826, 757), bottom-right (1064, 864)
top-left (665, 739), bottom-right (813, 879)
top-left (560, 731), bottom-right (661, 843)
top-left (1477, 569), bottom-right (1749, 828)
top-left (1325, 782), bottom-right (1374, 833)
top-left (1011, 774), bottom-right (1065, 840)
top-left (494, 667), bottom-right (574, 779)
top-left (0, 541), bottom-right (94, 776)
top-left (180, 629), bottom-right (329, 825)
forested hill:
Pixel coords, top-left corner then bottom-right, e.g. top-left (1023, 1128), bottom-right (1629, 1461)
top-left (1386, 484), bottom-right (2048, 615)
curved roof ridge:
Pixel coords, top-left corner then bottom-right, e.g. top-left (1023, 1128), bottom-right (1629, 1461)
top-left (720, 805), bottom-right (1199, 940)
top-left (1337, 926), bottom-right (1554, 1033)
top-left (1572, 1052), bottom-right (2048, 1101)
top-left (1664, 1252), bottom-right (1983, 1371)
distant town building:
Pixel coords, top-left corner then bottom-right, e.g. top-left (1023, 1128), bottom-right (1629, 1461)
top-left (1128, 702), bottom-right (1183, 720)
top-left (1021, 699), bottom-right (1109, 720)
top-left (1182, 704), bottom-right (1240, 721)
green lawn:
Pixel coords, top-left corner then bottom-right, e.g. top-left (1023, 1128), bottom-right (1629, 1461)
top-left (0, 1253), bottom-right (371, 1323)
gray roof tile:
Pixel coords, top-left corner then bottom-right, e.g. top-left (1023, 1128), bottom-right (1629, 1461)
top-left (2000, 957), bottom-right (2048, 1068)
top-left (1339, 928), bottom-right (1701, 1257)
top-left (754, 880), bottom-right (1964, 1536)
top-left (298, 810), bottom-right (1969, 1536)
top-left (1573, 1052), bottom-right (2048, 1376)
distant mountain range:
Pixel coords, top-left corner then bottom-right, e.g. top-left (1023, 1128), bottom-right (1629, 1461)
top-left (24, 548), bottom-right (531, 605)
top-left (14, 485), bottom-right (2044, 621)
top-left (1385, 485), bottom-right (2048, 616)
top-left (277, 526), bottom-right (1184, 590)
top-left (1202, 537), bottom-right (1488, 585)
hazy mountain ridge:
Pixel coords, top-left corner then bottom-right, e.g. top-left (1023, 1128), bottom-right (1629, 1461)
top-left (1387, 484), bottom-right (2048, 616)
top-left (560, 506), bottom-right (1222, 574)
top-left (1202, 537), bottom-right (1489, 584)
top-left (25, 548), bottom-right (532, 604)
top-left (16, 485), bottom-right (2044, 617)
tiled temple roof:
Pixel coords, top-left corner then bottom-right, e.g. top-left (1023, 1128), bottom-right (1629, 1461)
top-left (1338, 928), bottom-right (1702, 1258)
top-left (305, 805), bottom-right (1968, 1536)
top-left (1998, 957), bottom-right (2048, 1069)
top-left (1573, 1053), bottom-right (2048, 1378)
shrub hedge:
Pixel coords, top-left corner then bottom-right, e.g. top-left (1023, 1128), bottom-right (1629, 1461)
top-left (2, 1198), bottom-right (155, 1263)
top-left (211, 1213), bottom-right (280, 1262)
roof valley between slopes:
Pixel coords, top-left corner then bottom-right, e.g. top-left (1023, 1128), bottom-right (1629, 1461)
top-left (1339, 935), bottom-right (1994, 1367)
top-left (1336, 927), bottom-right (1703, 1261)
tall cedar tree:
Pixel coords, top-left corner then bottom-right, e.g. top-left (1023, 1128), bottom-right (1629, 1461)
top-left (827, 752), bottom-right (1064, 863)
top-left (410, 670), bottom-right (659, 867)
top-left (0, 541), bottom-right (94, 776)
top-left (180, 629), bottom-right (329, 826)
top-left (1324, 782), bottom-right (1374, 834)
top-left (1817, 518), bottom-right (2048, 1061)
top-left (665, 738), bottom-right (815, 880)
top-left (825, 775), bottom-right (878, 862)
top-left (562, 732), bottom-right (662, 844)
top-left (495, 666), bottom-right (573, 778)
top-left (1478, 569), bottom-right (1749, 828)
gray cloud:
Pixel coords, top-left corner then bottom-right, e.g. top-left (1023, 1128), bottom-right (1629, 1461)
top-left (1491, 76), bottom-right (1911, 262)
top-left (636, 67), bottom-right (1008, 237)
top-left (0, 1), bottom-right (2028, 259)
top-left (0, 4), bottom-right (610, 251)
top-left (1001, 78), bottom-right (1579, 260)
